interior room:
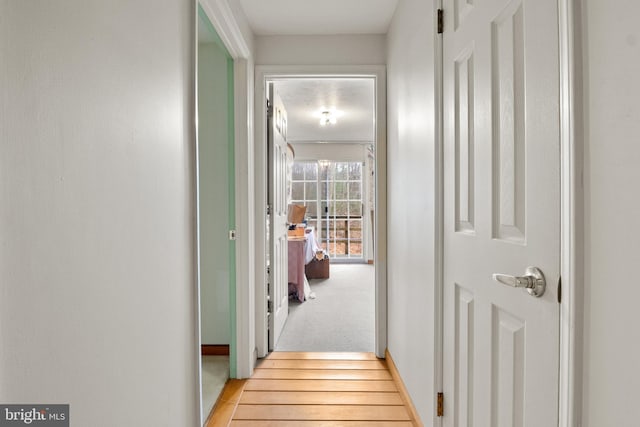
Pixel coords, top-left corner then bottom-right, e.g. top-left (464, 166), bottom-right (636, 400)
top-left (270, 78), bottom-right (377, 352)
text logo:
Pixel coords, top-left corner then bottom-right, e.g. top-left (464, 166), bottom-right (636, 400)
top-left (0, 405), bottom-right (68, 427)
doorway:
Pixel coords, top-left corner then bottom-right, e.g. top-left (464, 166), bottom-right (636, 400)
top-left (254, 68), bottom-right (388, 359)
top-left (268, 78), bottom-right (377, 352)
top-left (196, 4), bottom-right (235, 422)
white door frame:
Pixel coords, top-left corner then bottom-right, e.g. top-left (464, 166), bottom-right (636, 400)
top-left (434, 0), bottom-right (583, 425)
top-left (197, 0), bottom-right (254, 395)
top-left (557, 0), bottom-right (584, 425)
top-left (254, 65), bottom-right (388, 359)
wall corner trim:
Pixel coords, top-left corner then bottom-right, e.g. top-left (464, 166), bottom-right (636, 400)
top-left (385, 349), bottom-right (425, 427)
top-left (200, 0), bottom-right (250, 59)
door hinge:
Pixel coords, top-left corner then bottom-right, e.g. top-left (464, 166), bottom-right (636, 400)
top-left (437, 392), bottom-right (444, 417)
top-left (558, 276), bottom-right (562, 304)
top-left (437, 9), bottom-right (444, 34)
top-left (229, 230), bottom-right (237, 241)
top-left (267, 100), bottom-right (273, 116)
top-left (267, 204), bottom-right (272, 215)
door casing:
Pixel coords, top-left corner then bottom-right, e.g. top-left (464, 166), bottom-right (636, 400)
top-left (254, 66), bottom-right (388, 359)
top-left (193, 2), bottom-right (252, 424)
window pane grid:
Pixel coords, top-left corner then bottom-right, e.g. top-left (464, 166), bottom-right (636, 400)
top-left (319, 162), bottom-right (363, 259)
top-left (292, 160), bottom-right (364, 259)
top-left (290, 161), bottom-right (319, 227)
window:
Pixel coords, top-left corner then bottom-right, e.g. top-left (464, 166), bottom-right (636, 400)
top-left (290, 162), bottom-right (319, 230)
top-left (291, 160), bottom-right (364, 260)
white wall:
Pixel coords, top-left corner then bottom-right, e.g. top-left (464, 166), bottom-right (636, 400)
top-left (386, 0), bottom-right (437, 423)
top-left (581, 0), bottom-right (640, 425)
top-left (0, 1), bottom-right (198, 426)
top-left (291, 143), bottom-right (369, 162)
top-left (255, 34), bottom-right (386, 65)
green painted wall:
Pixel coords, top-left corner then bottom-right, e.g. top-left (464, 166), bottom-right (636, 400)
top-left (197, 6), bottom-right (235, 376)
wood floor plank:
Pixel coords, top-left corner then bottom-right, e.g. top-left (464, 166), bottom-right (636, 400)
top-left (244, 379), bottom-right (398, 392)
top-left (240, 391), bottom-right (404, 405)
top-left (265, 352), bottom-right (379, 361)
top-left (252, 368), bottom-right (392, 380)
top-left (233, 404), bottom-right (412, 421)
top-left (207, 352), bottom-right (420, 427)
top-left (204, 379), bottom-right (246, 427)
top-left (230, 421), bottom-right (414, 427)
top-left (257, 359), bottom-right (388, 370)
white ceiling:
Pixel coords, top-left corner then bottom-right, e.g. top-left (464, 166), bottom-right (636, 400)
top-left (274, 79), bottom-right (375, 143)
top-left (239, 1), bottom-right (392, 145)
top-left (239, 0), bottom-right (399, 36)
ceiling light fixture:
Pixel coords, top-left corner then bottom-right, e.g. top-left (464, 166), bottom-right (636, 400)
top-left (319, 110), bottom-right (337, 126)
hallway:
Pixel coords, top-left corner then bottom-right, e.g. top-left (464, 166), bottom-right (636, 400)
top-left (6, 1), bottom-right (637, 425)
top-left (207, 352), bottom-right (418, 426)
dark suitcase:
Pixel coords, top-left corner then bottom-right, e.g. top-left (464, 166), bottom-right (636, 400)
top-left (305, 257), bottom-right (330, 279)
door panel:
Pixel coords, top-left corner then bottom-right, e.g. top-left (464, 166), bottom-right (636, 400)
top-left (443, 0), bottom-right (560, 425)
top-left (268, 85), bottom-right (289, 350)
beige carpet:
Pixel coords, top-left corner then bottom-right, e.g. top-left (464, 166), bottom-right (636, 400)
top-left (275, 263), bottom-right (375, 352)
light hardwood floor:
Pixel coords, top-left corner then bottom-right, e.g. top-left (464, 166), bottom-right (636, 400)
top-left (206, 352), bottom-right (418, 426)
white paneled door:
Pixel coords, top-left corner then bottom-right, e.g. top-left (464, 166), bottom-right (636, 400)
top-left (268, 85), bottom-right (289, 350)
top-left (443, 0), bottom-right (560, 426)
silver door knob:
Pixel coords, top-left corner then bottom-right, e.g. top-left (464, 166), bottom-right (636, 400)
top-left (492, 266), bottom-right (546, 297)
